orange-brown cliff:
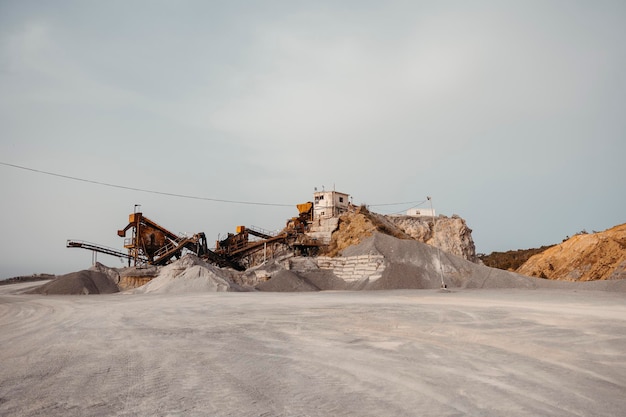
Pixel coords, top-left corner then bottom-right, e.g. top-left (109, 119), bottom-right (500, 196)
top-left (517, 223), bottom-right (626, 281)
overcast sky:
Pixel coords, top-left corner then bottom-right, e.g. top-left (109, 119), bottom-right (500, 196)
top-left (1, 1), bottom-right (625, 278)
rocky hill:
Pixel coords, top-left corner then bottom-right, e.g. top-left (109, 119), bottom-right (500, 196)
top-left (386, 213), bottom-right (477, 262)
top-left (324, 207), bottom-right (477, 262)
top-left (517, 223), bottom-right (626, 281)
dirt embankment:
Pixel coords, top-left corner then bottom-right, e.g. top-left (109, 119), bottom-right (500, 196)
top-left (517, 223), bottom-right (626, 281)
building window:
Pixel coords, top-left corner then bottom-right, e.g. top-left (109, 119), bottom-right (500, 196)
top-left (339, 197), bottom-right (344, 203)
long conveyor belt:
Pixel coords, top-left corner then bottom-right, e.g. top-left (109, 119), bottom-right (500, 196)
top-left (66, 240), bottom-right (132, 260)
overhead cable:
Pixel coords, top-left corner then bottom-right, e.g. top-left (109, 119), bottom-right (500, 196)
top-left (1, 161), bottom-right (430, 209)
top-left (381, 199), bottom-right (430, 215)
top-left (369, 199), bottom-right (429, 208)
top-left (0, 161), bottom-right (293, 207)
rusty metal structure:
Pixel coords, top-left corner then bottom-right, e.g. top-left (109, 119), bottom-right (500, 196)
top-left (212, 225), bottom-right (290, 269)
top-left (116, 212), bottom-right (210, 266)
top-left (68, 201), bottom-right (322, 270)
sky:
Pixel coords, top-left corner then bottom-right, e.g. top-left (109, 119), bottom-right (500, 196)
top-left (1, 1), bottom-right (625, 278)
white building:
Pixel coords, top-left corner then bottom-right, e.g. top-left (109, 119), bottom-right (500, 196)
top-left (407, 208), bottom-right (435, 217)
top-left (313, 190), bottom-right (350, 220)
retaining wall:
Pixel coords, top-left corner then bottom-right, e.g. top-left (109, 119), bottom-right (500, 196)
top-left (317, 255), bottom-right (385, 282)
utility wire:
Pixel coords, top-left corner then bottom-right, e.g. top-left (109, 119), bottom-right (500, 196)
top-left (1, 161), bottom-right (429, 209)
top-left (369, 200), bottom-right (426, 207)
top-left (0, 161), bottom-right (293, 207)
top-left (381, 199), bottom-right (429, 215)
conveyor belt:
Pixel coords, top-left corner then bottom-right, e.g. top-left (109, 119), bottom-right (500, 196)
top-left (226, 233), bottom-right (288, 258)
top-left (66, 240), bottom-right (132, 260)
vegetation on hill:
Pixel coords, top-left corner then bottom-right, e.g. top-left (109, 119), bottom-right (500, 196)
top-left (478, 246), bottom-right (555, 271)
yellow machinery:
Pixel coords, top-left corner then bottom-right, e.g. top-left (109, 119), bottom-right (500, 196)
top-left (286, 201), bottom-right (313, 233)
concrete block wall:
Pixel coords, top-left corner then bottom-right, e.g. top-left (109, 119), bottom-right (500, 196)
top-left (306, 217), bottom-right (340, 245)
top-left (317, 255), bottom-right (385, 282)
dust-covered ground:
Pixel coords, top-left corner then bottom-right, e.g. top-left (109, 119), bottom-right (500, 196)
top-left (1, 283), bottom-right (625, 417)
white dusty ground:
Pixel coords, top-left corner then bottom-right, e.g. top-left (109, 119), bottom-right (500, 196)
top-left (1, 283), bottom-right (625, 417)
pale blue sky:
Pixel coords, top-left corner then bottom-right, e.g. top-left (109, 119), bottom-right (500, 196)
top-left (1, 1), bottom-right (625, 278)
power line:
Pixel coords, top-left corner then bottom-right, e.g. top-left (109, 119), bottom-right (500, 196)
top-left (369, 199), bottom-right (428, 208)
top-left (1, 161), bottom-right (430, 209)
top-left (0, 161), bottom-right (293, 207)
top-left (379, 199), bottom-right (430, 215)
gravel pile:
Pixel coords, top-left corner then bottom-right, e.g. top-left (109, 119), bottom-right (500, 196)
top-left (257, 233), bottom-right (626, 292)
top-left (27, 270), bottom-right (119, 295)
top-left (344, 232), bottom-right (533, 290)
top-left (132, 255), bottom-right (237, 294)
top-left (255, 270), bottom-right (319, 292)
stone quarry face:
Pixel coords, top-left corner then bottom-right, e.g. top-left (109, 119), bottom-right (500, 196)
top-left (324, 210), bottom-right (478, 263)
top-left (385, 215), bottom-right (477, 262)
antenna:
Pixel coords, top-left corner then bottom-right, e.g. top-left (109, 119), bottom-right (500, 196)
top-left (427, 196), bottom-right (447, 290)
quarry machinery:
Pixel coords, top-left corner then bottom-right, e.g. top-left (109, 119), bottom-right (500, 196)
top-left (116, 211), bottom-right (244, 269)
top-left (117, 212), bottom-right (210, 266)
top-left (214, 202), bottom-right (320, 263)
top-left (214, 202), bottom-right (315, 259)
top-left (287, 202), bottom-right (314, 233)
top-left (68, 201), bottom-right (323, 270)
top-left (215, 225), bottom-right (288, 262)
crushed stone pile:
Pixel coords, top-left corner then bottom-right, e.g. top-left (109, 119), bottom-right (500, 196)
top-left (254, 233), bottom-right (626, 292)
top-left (354, 233), bottom-right (626, 291)
top-left (241, 257), bottom-right (348, 291)
top-left (255, 270), bottom-right (319, 292)
top-left (132, 255), bottom-right (238, 294)
top-left (27, 270), bottom-right (119, 295)
top-left (340, 232), bottom-right (532, 290)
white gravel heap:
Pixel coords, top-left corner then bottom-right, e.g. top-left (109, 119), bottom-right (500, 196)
top-left (132, 254), bottom-right (235, 294)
